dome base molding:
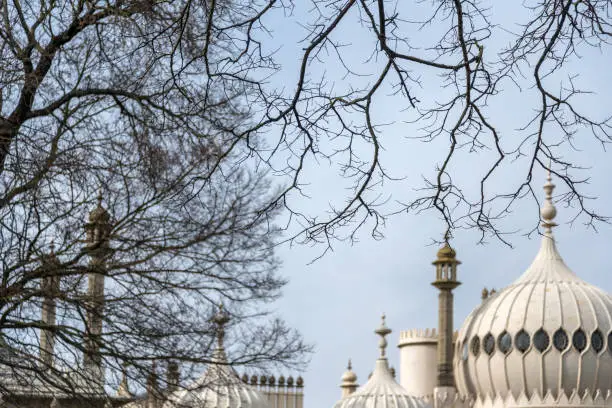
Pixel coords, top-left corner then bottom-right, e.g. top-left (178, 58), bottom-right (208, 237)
top-left (457, 389), bottom-right (612, 408)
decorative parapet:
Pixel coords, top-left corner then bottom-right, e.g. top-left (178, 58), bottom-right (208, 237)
top-left (241, 373), bottom-right (304, 408)
top-left (437, 389), bottom-right (612, 408)
top-left (398, 329), bottom-right (459, 347)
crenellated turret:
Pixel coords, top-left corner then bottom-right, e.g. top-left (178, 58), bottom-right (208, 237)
top-left (398, 329), bottom-right (458, 399)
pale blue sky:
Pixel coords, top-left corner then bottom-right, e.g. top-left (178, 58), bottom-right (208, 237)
top-left (253, 2), bottom-right (612, 407)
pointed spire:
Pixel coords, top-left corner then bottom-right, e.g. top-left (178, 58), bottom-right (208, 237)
top-left (212, 303), bottom-right (230, 348)
top-left (541, 168), bottom-right (557, 235)
top-left (374, 314), bottom-right (391, 359)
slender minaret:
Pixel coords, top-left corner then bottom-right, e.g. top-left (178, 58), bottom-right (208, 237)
top-left (431, 242), bottom-right (461, 408)
top-left (146, 362), bottom-right (160, 408)
top-left (83, 192), bottom-right (111, 377)
top-left (40, 241), bottom-right (61, 368)
top-left (340, 359), bottom-right (358, 398)
top-left (166, 361), bottom-right (179, 395)
top-left (211, 303), bottom-right (230, 362)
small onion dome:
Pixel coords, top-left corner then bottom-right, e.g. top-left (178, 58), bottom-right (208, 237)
top-left (250, 375), bottom-right (258, 386)
top-left (241, 374), bottom-right (249, 384)
top-left (455, 173), bottom-right (612, 405)
top-left (341, 359), bottom-right (357, 384)
top-left (88, 192), bottom-right (110, 223)
top-left (278, 375), bottom-right (285, 386)
top-left (296, 376), bottom-right (304, 387)
top-left (287, 376), bottom-right (294, 387)
top-left (268, 375), bottom-right (276, 386)
top-left (259, 375), bottom-right (267, 386)
top-left (435, 243), bottom-right (457, 262)
top-left (334, 315), bottom-right (429, 408)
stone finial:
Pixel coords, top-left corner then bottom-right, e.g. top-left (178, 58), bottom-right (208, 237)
top-left (250, 375), bottom-right (258, 385)
top-left (279, 375), bottom-right (286, 386)
top-left (341, 359), bottom-right (357, 383)
top-left (390, 366), bottom-right (396, 378)
top-left (489, 288), bottom-right (497, 295)
top-left (287, 376), bottom-right (294, 387)
top-left (375, 314), bottom-right (392, 358)
top-left (268, 375), bottom-right (276, 386)
top-left (260, 375), bottom-right (267, 386)
top-left (296, 376), bottom-right (304, 387)
top-left (541, 169), bottom-right (557, 235)
top-left (481, 288), bottom-right (489, 300)
top-left (212, 303), bottom-right (230, 347)
top-left (241, 373), bottom-right (249, 383)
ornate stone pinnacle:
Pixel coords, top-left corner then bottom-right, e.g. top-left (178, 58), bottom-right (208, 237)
top-left (212, 303), bottom-right (230, 347)
top-left (541, 169), bottom-right (557, 235)
top-left (375, 314), bottom-right (392, 358)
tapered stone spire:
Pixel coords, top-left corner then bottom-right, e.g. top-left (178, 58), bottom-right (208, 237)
top-left (541, 169), bottom-right (557, 235)
top-left (375, 314), bottom-right (391, 359)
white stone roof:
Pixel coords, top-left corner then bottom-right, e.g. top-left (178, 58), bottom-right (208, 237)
top-left (454, 174), bottom-right (612, 405)
top-left (334, 358), bottom-right (430, 408)
top-left (334, 315), bottom-right (430, 408)
top-left (163, 306), bottom-right (269, 408)
top-left (163, 348), bottom-right (269, 408)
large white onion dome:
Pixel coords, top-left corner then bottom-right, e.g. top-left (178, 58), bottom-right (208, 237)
top-left (164, 305), bottom-right (269, 408)
top-left (334, 315), bottom-right (431, 408)
top-left (454, 173), bottom-right (612, 405)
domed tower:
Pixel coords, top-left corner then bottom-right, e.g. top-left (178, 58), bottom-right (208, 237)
top-left (340, 359), bottom-right (358, 397)
top-left (83, 192), bottom-right (112, 380)
top-left (163, 304), bottom-right (271, 408)
top-left (454, 172), bottom-right (612, 408)
top-left (432, 242), bottom-right (461, 408)
top-left (333, 315), bottom-right (430, 408)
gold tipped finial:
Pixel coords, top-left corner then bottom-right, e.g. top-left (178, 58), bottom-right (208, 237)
top-left (481, 287), bottom-right (489, 301)
top-left (374, 314), bottom-right (392, 358)
top-left (540, 168), bottom-right (557, 235)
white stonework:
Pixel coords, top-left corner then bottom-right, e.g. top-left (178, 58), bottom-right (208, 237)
top-left (335, 174), bottom-right (612, 408)
top-left (398, 329), bottom-right (459, 400)
top-left (398, 329), bottom-right (438, 399)
top-left (333, 358), bottom-right (430, 408)
top-left (162, 347), bottom-right (270, 408)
